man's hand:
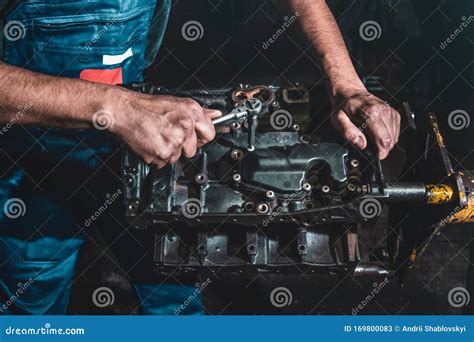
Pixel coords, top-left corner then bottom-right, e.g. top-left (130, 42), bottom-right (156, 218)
top-left (109, 90), bottom-right (221, 168)
top-left (330, 88), bottom-right (400, 160)
top-left (0, 63), bottom-right (220, 168)
top-left (288, 0), bottom-right (401, 159)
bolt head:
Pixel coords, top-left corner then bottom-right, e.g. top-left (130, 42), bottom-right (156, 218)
top-left (266, 190), bottom-right (275, 199)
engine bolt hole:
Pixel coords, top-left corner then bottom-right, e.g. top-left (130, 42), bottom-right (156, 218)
top-left (266, 190), bottom-right (275, 199)
top-left (231, 149), bottom-right (244, 161)
top-left (302, 183), bottom-right (312, 192)
top-left (256, 203), bottom-right (269, 214)
top-left (350, 159), bottom-right (360, 168)
top-left (243, 202), bottom-right (255, 211)
top-left (321, 185), bottom-right (331, 193)
top-left (195, 173), bottom-right (207, 184)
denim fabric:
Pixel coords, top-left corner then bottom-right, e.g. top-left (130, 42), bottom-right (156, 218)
top-left (0, 0), bottom-right (201, 315)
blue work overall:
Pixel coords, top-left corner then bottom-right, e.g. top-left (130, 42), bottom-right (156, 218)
top-left (0, 0), bottom-right (202, 315)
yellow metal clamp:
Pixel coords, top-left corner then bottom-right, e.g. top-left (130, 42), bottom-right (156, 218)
top-left (425, 184), bottom-right (454, 204)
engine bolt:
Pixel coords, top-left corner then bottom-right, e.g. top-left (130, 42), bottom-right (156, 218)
top-left (243, 202), bottom-right (255, 211)
top-left (271, 101), bottom-right (279, 108)
top-left (231, 122), bottom-right (241, 130)
top-left (231, 149), bottom-right (244, 161)
top-left (299, 135), bottom-right (311, 144)
top-left (321, 185), bottom-right (331, 193)
top-left (233, 174), bottom-right (241, 182)
top-left (302, 183), bottom-right (312, 192)
top-left (266, 190), bottom-right (275, 199)
top-left (347, 183), bottom-right (357, 192)
top-left (292, 124), bottom-right (300, 131)
top-left (256, 203), bottom-right (269, 214)
top-left (350, 159), bottom-right (360, 168)
top-left (195, 173), bottom-right (207, 184)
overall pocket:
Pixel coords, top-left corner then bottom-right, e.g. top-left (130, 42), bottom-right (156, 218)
top-left (31, 5), bottom-right (153, 82)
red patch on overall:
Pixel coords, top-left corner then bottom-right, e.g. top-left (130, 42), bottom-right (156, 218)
top-left (79, 67), bottom-right (123, 85)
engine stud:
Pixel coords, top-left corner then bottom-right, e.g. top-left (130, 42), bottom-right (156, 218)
top-left (350, 159), bottom-right (360, 168)
top-left (347, 183), bottom-right (357, 192)
top-left (256, 203), bottom-right (270, 214)
top-left (195, 173), bottom-right (208, 184)
top-left (321, 185), bottom-right (331, 193)
top-left (231, 149), bottom-right (244, 161)
top-left (266, 190), bottom-right (275, 199)
top-left (231, 122), bottom-right (241, 130)
top-left (243, 202), bottom-right (254, 211)
top-left (233, 173), bottom-right (241, 182)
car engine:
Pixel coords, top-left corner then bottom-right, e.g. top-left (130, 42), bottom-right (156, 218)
top-left (122, 84), bottom-right (473, 279)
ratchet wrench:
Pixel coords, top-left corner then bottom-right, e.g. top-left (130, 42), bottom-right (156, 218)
top-left (212, 98), bottom-right (263, 126)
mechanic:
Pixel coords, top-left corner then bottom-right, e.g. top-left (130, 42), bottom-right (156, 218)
top-left (0, 0), bottom-right (400, 314)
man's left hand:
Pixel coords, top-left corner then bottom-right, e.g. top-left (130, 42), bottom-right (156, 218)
top-left (330, 89), bottom-right (401, 160)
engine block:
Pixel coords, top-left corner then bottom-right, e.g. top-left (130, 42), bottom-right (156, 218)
top-left (122, 84), bottom-right (389, 276)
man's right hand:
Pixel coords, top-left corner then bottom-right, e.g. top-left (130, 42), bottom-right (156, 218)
top-left (0, 63), bottom-right (220, 168)
top-left (107, 90), bottom-right (221, 168)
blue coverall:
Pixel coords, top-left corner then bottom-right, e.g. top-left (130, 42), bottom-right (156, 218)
top-left (0, 0), bottom-right (202, 315)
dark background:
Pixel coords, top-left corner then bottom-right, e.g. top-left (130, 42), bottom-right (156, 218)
top-left (69, 0), bottom-right (473, 315)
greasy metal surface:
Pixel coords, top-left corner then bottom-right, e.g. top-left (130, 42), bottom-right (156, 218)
top-left (425, 184), bottom-right (454, 204)
top-left (428, 112), bottom-right (454, 176)
top-left (447, 171), bottom-right (474, 224)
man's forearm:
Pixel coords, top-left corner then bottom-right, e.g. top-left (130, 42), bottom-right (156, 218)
top-left (0, 62), bottom-right (117, 129)
top-left (289, 0), bottom-right (365, 97)
top-left (289, 0), bottom-right (400, 160)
